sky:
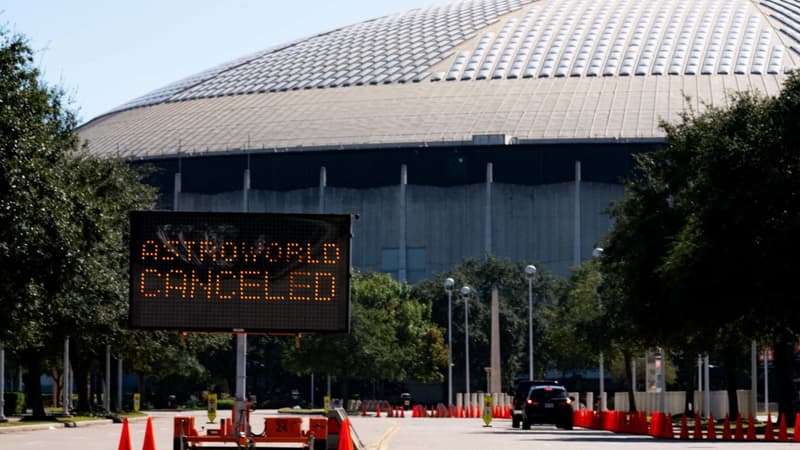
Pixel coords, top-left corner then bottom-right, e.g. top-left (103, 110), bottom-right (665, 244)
top-left (3, 0), bottom-right (450, 124)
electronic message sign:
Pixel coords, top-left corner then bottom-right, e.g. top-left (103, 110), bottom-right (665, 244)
top-left (129, 211), bottom-right (351, 333)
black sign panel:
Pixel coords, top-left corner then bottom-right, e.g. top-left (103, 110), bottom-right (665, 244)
top-left (129, 211), bottom-right (351, 333)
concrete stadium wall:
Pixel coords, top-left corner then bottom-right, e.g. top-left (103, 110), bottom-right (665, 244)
top-left (177, 180), bottom-right (623, 279)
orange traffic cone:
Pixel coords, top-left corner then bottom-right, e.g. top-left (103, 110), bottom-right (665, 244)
top-left (693, 415), bottom-right (702, 440)
top-left (747, 414), bottom-right (756, 441)
top-left (722, 414), bottom-right (731, 440)
top-left (707, 413), bottom-right (716, 441)
top-left (734, 414), bottom-right (744, 441)
top-left (118, 417), bottom-right (133, 450)
top-left (142, 416), bottom-right (157, 450)
top-left (361, 403), bottom-right (367, 417)
top-left (679, 414), bottom-right (689, 440)
top-left (778, 413), bottom-right (788, 441)
top-left (662, 412), bottom-right (674, 439)
top-left (794, 413), bottom-right (800, 442)
top-left (337, 418), bottom-right (354, 450)
top-left (765, 413), bottom-right (775, 441)
top-left (375, 403), bottom-right (381, 418)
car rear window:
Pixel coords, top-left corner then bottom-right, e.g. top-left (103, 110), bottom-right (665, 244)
top-left (529, 387), bottom-right (567, 401)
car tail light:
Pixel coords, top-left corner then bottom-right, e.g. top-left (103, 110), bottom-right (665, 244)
top-left (526, 399), bottom-right (533, 405)
top-left (565, 397), bottom-right (572, 405)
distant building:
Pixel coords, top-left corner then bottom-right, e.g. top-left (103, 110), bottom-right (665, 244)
top-left (78, 0), bottom-right (798, 280)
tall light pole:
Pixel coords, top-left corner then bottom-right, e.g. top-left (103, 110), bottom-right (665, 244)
top-left (461, 285), bottom-right (472, 396)
top-left (525, 265), bottom-right (537, 381)
top-left (592, 247), bottom-right (605, 412)
top-left (444, 277), bottom-right (455, 407)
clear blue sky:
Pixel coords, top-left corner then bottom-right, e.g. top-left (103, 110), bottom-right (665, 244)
top-left (3, 0), bottom-right (448, 124)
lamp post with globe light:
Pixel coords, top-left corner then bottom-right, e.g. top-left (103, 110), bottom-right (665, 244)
top-left (525, 265), bottom-right (537, 380)
top-left (444, 277), bottom-right (455, 407)
top-left (461, 285), bottom-right (472, 395)
top-left (592, 247), bottom-right (605, 411)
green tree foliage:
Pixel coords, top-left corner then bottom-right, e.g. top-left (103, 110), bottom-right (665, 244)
top-left (0, 29), bottom-right (78, 354)
top-left (283, 272), bottom-right (447, 394)
top-left (602, 71), bottom-right (800, 419)
top-left (0, 29), bottom-right (157, 416)
top-left (541, 261), bottom-right (604, 371)
top-left (413, 257), bottom-right (561, 391)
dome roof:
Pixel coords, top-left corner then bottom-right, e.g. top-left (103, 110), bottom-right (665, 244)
top-left (79, 0), bottom-right (800, 158)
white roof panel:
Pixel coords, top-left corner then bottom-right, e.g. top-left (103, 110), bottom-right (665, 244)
top-left (79, 0), bottom-right (799, 157)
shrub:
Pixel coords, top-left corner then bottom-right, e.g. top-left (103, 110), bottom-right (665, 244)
top-left (4, 391), bottom-right (25, 415)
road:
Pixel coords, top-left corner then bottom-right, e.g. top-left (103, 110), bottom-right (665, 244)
top-left (1, 410), bottom-right (798, 450)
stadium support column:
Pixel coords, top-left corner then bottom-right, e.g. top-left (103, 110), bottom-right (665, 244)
top-left (485, 163), bottom-right (493, 257)
top-left (573, 161), bottom-right (581, 265)
top-left (173, 172), bottom-right (182, 212)
top-left (399, 165), bottom-right (408, 284)
top-left (319, 166), bottom-right (327, 213)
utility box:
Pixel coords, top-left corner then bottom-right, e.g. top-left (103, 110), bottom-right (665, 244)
top-left (265, 417), bottom-right (303, 437)
top-left (308, 417), bottom-right (328, 440)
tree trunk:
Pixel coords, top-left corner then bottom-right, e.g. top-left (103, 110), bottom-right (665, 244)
top-left (623, 350), bottom-right (637, 412)
top-left (74, 365), bottom-right (91, 412)
top-left (23, 355), bottom-right (46, 418)
top-left (723, 348), bottom-right (739, 420)
top-left (51, 369), bottom-right (61, 408)
top-left (340, 377), bottom-right (349, 403)
top-left (111, 362), bottom-right (118, 413)
top-left (683, 355), bottom-right (695, 417)
top-left (137, 372), bottom-right (146, 407)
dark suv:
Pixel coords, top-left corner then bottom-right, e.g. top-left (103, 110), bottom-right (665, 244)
top-left (511, 379), bottom-right (560, 428)
top-left (522, 384), bottom-right (574, 430)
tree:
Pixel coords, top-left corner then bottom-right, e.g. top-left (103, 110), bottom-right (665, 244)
top-left (602, 72), bottom-right (800, 419)
top-left (413, 256), bottom-right (562, 392)
top-left (283, 272), bottom-right (447, 398)
top-left (0, 29), bottom-right (157, 416)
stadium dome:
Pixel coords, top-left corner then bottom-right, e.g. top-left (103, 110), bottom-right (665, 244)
top-left (79, 0), bottom-right (799, 280)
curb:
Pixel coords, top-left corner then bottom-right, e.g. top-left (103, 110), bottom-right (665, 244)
top-left (0, 416), bottom-right (149, 434)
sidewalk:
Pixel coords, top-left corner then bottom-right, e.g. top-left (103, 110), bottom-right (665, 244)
top-left (0, 415), bottom-right (149, 434)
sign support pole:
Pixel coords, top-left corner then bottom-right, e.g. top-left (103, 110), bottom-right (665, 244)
top-left (234, 169), bottom-right (251, 429)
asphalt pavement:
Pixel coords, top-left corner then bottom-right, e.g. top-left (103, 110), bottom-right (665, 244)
top-left (1, 409), bottom-right (799, 450)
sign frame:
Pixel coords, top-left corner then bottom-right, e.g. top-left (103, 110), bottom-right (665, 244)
top-left (129, 211), bottom-right (352, 334)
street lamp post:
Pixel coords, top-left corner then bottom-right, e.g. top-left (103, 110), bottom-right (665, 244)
top-left (525, 265), bottom-right (537, 381)
top-left (461, 286), bottom-right (472, 396)
top-left (444, 277), bottom-right (455, 407)
top-left (592, 247), bottom-right (605, 412)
